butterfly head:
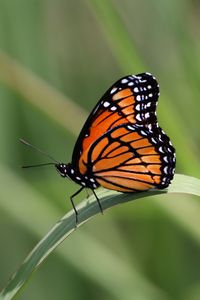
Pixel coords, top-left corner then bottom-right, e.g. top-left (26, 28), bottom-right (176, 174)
top-left (55, 163), bottom-right (70, 178)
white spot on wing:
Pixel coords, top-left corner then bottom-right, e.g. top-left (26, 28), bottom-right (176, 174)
top-left (136, 114), bottom-right (142, 121)
top-left (110, 106), bottom-right (117, 111)
top-left (146, 102), bottom-right (151, 108)
top-left (121, 78), bottom-right (128, 84)
top-left (141, 130), bottom-right (147, 136)
top-left (103, 101), bottom-right (110, 107)
top-left (151, 137), bottom-right (157, 144)
top-left (136, 95), bottom-right (141, 101)
top-left (110, 87), bottom-right (117, 94)
top-left (163, 156), bottom-right (168, 163)
top-left (163, 166), bottom-right (168, 174)
top-left (159, 146), bottom-right (164, 153)
top-left (135, 104), bottom-right (141, 111)
top-left (127, 125), bottom-right (135, 131)
top-left (134, 87), bottom-right (139, 93)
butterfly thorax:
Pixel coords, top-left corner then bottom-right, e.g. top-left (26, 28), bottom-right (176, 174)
top-left (55, 163), bottom-right (99, 189)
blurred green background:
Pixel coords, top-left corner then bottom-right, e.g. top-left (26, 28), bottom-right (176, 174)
top-left (0, 0), bottom-right (200, 299)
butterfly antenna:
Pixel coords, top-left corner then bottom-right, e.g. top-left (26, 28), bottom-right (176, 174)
top-left (19, 138), bottom-right (59, 164)
top-left (22, 162), bottom-right (55, 169)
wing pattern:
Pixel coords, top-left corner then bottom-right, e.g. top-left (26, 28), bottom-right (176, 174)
top-left (69, 72), bottom-right (176, 192)
top-left (86, 124), bottom-right (176, 192)
top-left (72, 72), bottom-right (160, 169)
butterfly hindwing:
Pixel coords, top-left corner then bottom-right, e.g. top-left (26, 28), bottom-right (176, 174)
top-left (81, 124), bottom-right (176, 192)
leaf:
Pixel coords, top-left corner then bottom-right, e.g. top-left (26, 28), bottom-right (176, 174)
top-left (0, 174), bottom-right (199, 300)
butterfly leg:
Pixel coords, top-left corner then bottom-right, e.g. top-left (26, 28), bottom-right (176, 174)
top-left (70, 186), bottom-right (84, 225)
top-left (92, 189), bottom-right (103, 215)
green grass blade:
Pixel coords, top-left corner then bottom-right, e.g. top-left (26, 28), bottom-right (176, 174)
top-left (0, 50), bottom-right (87, 135)
top-left (87, 0), bottom-right (145, 72)
top-left (0, 173), bottom-right (199, 300)
top-left (0, 163), bottom-right (171, 300)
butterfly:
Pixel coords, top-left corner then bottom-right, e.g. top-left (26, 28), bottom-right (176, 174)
top-left (21, 72), bottom-right (176, 223)
top-left (55, 72), bottom-right (176, 219)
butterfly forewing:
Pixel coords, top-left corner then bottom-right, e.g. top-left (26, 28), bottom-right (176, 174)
top-left (72, 72), bottom-right (160, 170)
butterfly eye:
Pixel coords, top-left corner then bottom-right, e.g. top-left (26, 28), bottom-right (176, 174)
top-left (55, 164), bottom-right (68, 177)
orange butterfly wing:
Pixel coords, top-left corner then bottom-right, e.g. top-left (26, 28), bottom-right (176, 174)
top-left (72, 73), bottom-right (159, 173)
top-left (78, 124), bottom-right (175, 192)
